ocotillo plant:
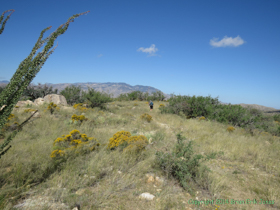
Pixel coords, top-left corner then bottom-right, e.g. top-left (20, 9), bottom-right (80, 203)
top-left (0, 10), bottom-right (90, 158)
top-left (0, 9), bottom-right (14, 35)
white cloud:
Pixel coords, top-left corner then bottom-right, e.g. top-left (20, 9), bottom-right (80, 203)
top-left (210, 35), bottom-right (245, 47)
top-left (137, 44), bottom-right (158, 56)
top-left (97, 54), bottom-right (103, 58)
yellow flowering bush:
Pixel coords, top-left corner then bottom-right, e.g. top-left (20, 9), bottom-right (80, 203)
top-left (1, 114), bottom-right (19, 132)
top-left (140, 113), bottom-right (152, 122)
top-left (71, 114), bottom-right (88, 123)
top-left (159, 104), bottom-right (165, 108)
top-left (107, 130), bottom-right (148, 153)
top-left (145, 102), bottom-right (149, 104)
top-left (47, 102), bottom-right (60, 114)
top-left (123, 135), bottom-right (148, 153)
top-left (24, 108), bottom-right (37, 113)
top-left (98, 111), bottom-right (105, 115)
top-left (199, 116), bottom-right (205, 121)
top-left (51, 129), bottom-right (99, 159)
top-left (133, 103), bottom-right (138, 106)
top-left (73, 103), bottom-right (88, 112)
top-left (227, 126), bottom-right (235, 133)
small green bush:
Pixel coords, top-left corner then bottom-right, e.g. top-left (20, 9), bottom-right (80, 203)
top-left (82, 87), bottom-right (112, 109)
top-left (60, 85), bottom-right (84, 105)
top-left (155, 133), bottom-right (216, 195)
top-left (273, 114), bottom-right (280, 122)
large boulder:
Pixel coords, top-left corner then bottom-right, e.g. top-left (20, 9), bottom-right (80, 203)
top-left (43, 94), bottom-right (67, 106)
top-left (16, 100), bottom-right (34, 107)
top-left (34, 98), bottom-right (45, 106)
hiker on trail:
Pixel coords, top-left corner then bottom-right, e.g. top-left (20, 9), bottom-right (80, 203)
top-left (149, 100), bottom-right (153, 111)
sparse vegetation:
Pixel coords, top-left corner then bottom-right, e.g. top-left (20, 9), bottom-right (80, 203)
top-left (0, 99), bottom-right (279, 209)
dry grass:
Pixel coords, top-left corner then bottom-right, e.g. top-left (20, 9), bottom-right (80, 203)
top-left (0, 100), bottom-right (279, 209)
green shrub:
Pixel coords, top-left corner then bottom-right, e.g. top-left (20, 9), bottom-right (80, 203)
top-left (160, 95), bottom-right (280, 137)
top-left (60, 85), bottom-right (84, 105)
top-left (155, 133), bottom-right (216, 195)
top-left (273, 114), bottom-right (280, 122)
top-left (82, 87), bottom-right (112, 109)
top-left (22, 83), bottom-right (58, 101)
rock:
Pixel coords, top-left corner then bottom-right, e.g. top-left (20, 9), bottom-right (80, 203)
top-left (132, 107), bottom-right (136, 109)
top-left (31, 111), bottom-right (41, 118)
top-left (13, 196), bottom-right (69, 209)
top-left (155, 176), bottom-right (164, 185)
top-left (75, 188), bottom-right (86, 195)
top-left (43, 94), bottom-right (67, 106)
top-left (147, 176), bottom-right (155, 183)
top-left (16, 100), bottom-right (34, 107)
top-left (60, 106), bottom-right (74, 111)
top-left (34, 98), bottom-right (45, 106)
top-left (139, 192), bottom-right (155, 201)
top-left (0, 105), bottom-right (6, 111)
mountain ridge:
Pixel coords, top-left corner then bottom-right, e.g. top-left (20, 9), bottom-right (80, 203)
top-left (0, 81), bottom-right (279, 111)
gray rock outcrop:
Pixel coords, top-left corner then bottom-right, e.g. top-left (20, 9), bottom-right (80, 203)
top-left (16, 100), bottom-right (34, 107)
top-left (34, 98), bottom-right (45, 106)
top-left (43, 94), bottom-right (67, 106)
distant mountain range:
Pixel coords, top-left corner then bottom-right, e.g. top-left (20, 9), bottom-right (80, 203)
top-left (44, 82), bottom-right (169, 98)
top-left (0, 80), bottom-right (279, 113)
top-left (0, 81), bottom-right (169, 98)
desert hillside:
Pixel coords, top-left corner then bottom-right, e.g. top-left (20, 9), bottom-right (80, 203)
top-left (0, 100), bottom-right (279, 210)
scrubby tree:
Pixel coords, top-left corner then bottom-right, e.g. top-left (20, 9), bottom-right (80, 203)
top-left (60, 85), bottom-right (84, 105)
top-left (0, 9), bottom-right (89, 158)
top-left (21, 83), bottom-right (58, 101)
top-left (82, 87), bottom-right (112, 109)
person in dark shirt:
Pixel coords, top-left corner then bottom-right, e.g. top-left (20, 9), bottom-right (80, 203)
top-left (149, 100), bottom-right (153, 111)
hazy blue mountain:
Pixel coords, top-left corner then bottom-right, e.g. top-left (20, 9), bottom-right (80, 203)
top-left (45, 82), bottom-right (170, 98)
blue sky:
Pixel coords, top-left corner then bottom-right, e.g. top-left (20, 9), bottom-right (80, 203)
top-left (1, 0), bottom-right (280, 109)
